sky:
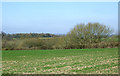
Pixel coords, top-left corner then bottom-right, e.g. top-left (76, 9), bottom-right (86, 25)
top-left (2, 2), bottom-right (118, 34)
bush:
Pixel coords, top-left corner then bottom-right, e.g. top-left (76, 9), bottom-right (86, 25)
top-left (2, 40), bottom-right (17, 50)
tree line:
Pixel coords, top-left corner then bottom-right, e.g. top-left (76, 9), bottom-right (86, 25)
top-left (2, 32), bottom-right (64, 40)
top-left (2, 22), bottom-right (119, 50)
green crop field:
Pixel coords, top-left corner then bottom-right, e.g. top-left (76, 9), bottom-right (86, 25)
top-left (2, 48), bottom-right (118, 74)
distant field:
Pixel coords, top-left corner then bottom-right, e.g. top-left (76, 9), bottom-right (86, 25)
top-left (2, 48), bottom-right (118, 74)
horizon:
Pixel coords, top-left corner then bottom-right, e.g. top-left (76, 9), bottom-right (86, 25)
top-left (1, 31), bottom-right (118, 35)
top-left (2, 2), bottom-right (118, 34)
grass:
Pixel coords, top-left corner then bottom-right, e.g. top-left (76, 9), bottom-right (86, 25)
top-left (2, 48), bottom-right (118, 74)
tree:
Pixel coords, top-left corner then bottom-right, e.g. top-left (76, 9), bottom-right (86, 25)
top-left (67, 22), bottom-right (113, 49)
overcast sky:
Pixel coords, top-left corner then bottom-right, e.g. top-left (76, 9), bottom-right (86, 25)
top-left (2, 2), bottom-right (118, 34)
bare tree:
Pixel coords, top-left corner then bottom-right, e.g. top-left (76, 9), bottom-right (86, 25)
top-left (67, 22), bottom-right (113, 48)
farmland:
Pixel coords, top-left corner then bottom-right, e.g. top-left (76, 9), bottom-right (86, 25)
top-left (2, 48), bottom-right (118, 74)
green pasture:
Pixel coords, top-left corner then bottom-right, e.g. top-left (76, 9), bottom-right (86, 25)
top-left (2, 48), bottom-right (118, 74)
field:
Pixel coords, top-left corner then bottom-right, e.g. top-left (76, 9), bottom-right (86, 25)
top-left (2, 48), bottom-right (118, 74)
